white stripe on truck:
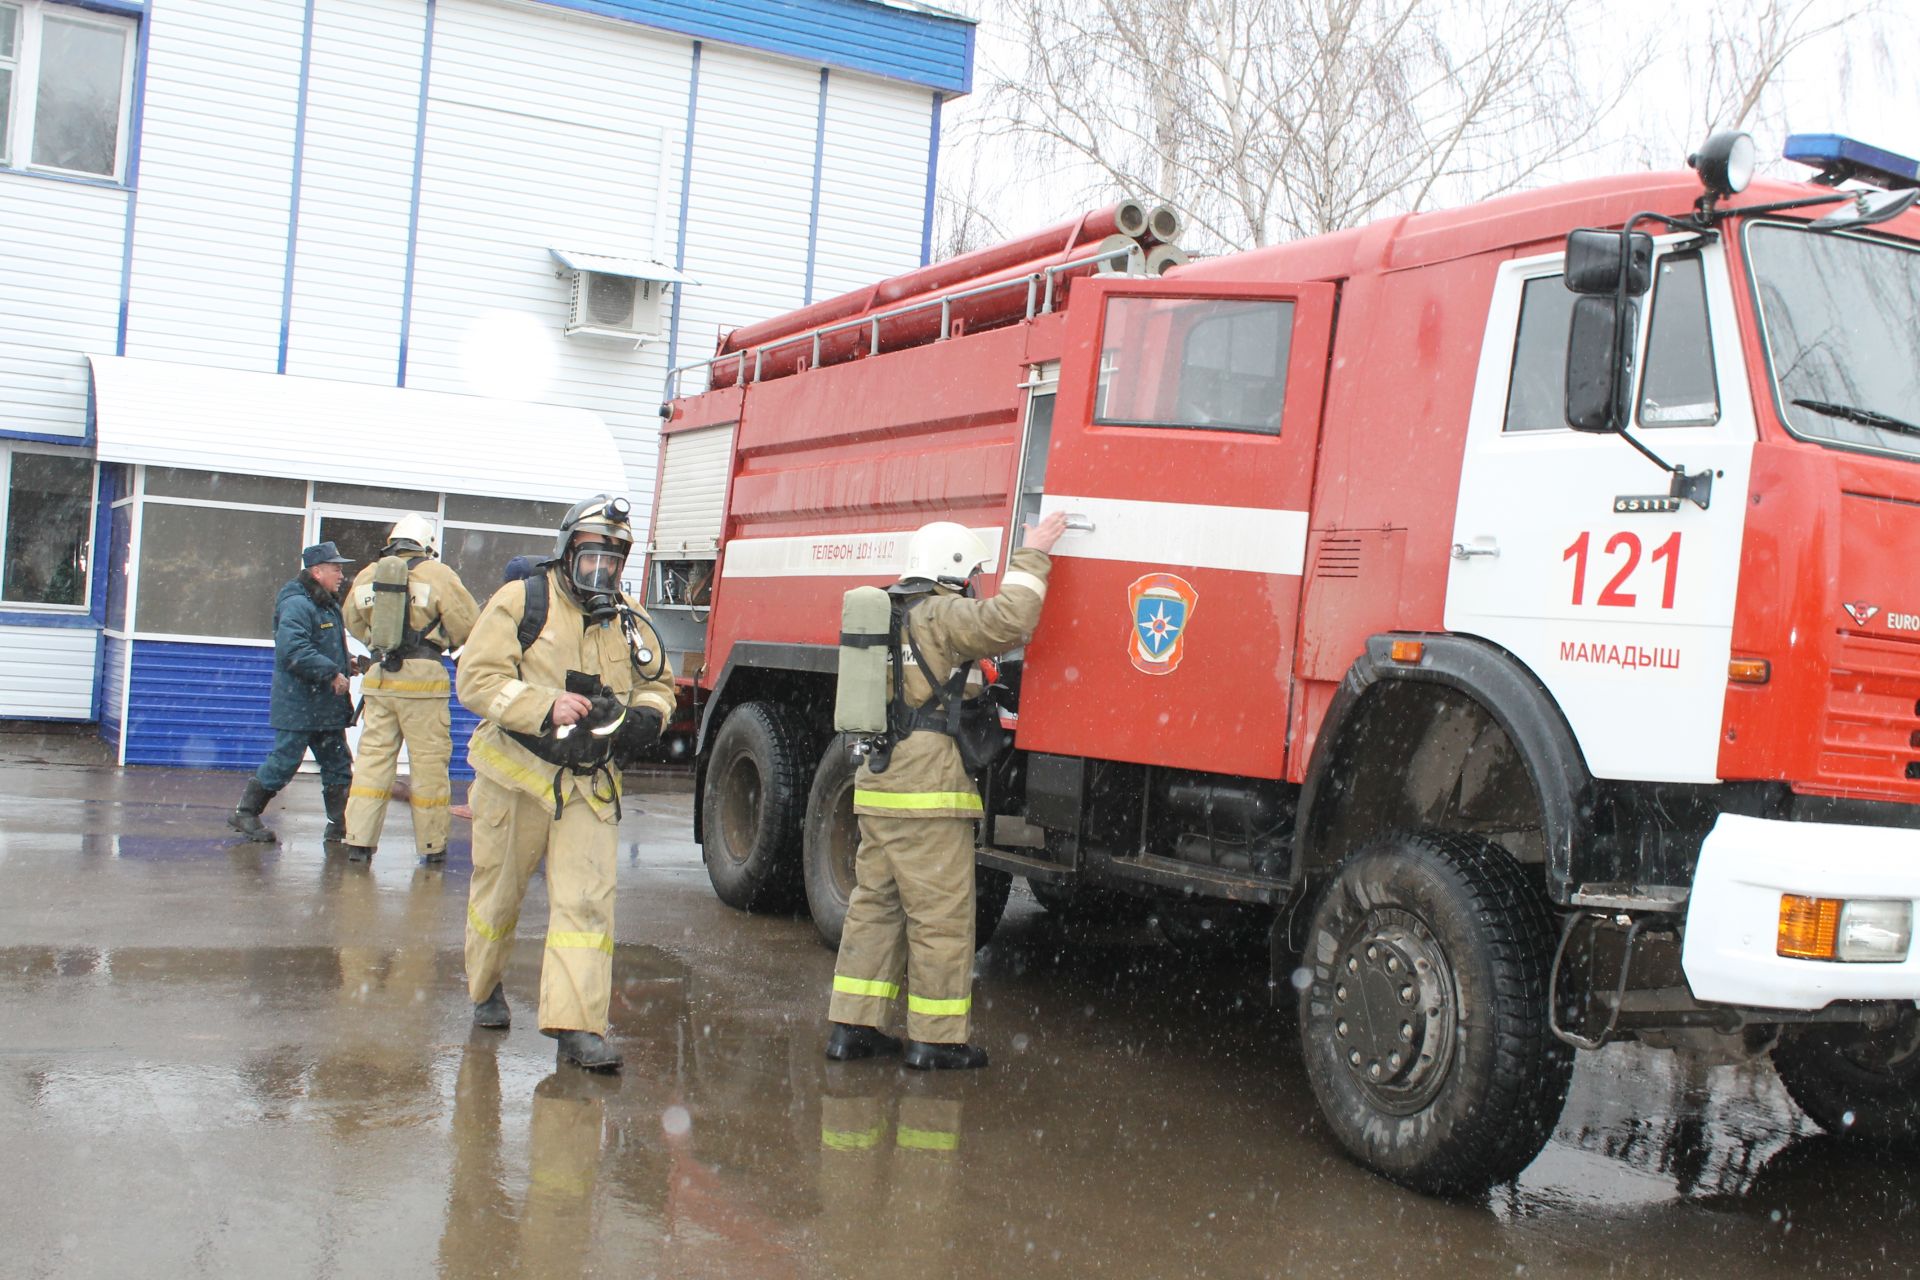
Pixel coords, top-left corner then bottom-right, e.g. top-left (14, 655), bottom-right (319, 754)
top-left (1038, 494), bottom-right (1309, 576)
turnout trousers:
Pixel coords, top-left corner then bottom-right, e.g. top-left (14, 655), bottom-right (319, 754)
top-left (345, 693), bottom-right (453, 855)
top-left (462, 775), bottom-right (619, 1034)
top-left (829, 814), bottom-right (976, 1043)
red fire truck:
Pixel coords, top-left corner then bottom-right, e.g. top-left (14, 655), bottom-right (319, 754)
top-left (644, 132), bottom-right (1920, 1194)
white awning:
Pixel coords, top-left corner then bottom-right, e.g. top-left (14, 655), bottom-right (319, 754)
top-left (549, 248), bottom-right (694, 285)
top-left (88, 356), bottom-right (626, 505)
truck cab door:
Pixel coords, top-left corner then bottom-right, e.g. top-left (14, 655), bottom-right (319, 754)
top-left (1445, 237), bottom-right (1756, 783)
top-left (1019, 276), bottom-right (1336, 778)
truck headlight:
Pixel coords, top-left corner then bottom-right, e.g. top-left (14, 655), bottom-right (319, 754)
top-left (1778, 895), bottom-right (1912, 962)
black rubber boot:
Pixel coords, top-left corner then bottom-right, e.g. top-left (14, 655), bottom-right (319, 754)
top-left (322, 784), bottom-right (349, 844)
top-left (344, 844), bottom-right (375, 863)
top-left (903, 1040), bottom-right (990, 1071)
top-left (553, 1030), bottom-right (624, 1072)
top-left (825, 1022), bottom-right (904, 1061)
top-left (473, 982), bottom-right (510, 1030)
top-left (227, 779), bottom-right (280, 844)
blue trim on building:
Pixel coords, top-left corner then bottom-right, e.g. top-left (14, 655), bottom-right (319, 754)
top-left (528, 0), bottom-right (970, 94)
top-left (664, 39), bottom-right (701, 379)
top-left (397, 0), bottom-right (437, 388)
top-left (919, 91), bottom-right (940, 266)
top-left (278, 0), bottom-right (317, 375)
top-left (0, 166), bottom-right (130, 191)
top-left (99, 637), bottom-right (127, 749)
top-left (803, 67), bottom-right (828, 306)
top-left (64, 1), bottom-right (148, 16)
top-left (0, 427), bottom-right (92, 446)
top-left (0, 610), bottom-right (96, 629)
top-left (114, 0), bottom-right (153, 357)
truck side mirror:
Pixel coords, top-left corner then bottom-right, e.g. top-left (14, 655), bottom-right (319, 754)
top-left (1564, 229), bottom-right (1653, 296)
top-left (1565, 295), bottom-right (1638, 433)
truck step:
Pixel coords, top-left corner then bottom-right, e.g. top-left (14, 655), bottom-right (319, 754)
top-left (1102, 853), bottom-right (1290, 906)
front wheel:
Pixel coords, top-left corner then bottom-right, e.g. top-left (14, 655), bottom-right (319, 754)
top-left (1773, 1009), bottom-right (1920, 1146)
top-left (700, 701), bottom-right (809, 912)
top-left (1298, 831), bottom-right (1572, 1196)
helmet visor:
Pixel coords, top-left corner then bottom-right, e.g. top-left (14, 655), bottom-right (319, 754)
top-left (570, 544), bottom-right (626, 598)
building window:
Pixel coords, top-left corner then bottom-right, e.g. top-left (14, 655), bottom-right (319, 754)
top-left (0, 1), bottom-right (137, 181)
top-left (136, 504), bottom-right (304, 640)
top-left (1, 446), bottom-right (94, 608)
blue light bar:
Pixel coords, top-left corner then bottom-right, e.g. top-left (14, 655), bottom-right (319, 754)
top-left (1783, 133), bottom-right (1920, 190)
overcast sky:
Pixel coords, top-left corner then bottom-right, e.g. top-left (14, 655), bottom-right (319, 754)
top-left (937, 0), bottom-right (1920, 245)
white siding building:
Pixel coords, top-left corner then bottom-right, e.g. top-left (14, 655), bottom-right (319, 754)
top-left (0, 0), bottom-right (970, 768)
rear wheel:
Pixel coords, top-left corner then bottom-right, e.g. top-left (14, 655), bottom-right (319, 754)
top-left (1298, 831), bottom-right (1572, 1196)
top-left (803, 736), bottom-right (861, 946)
top-left (700, 701), bottom-right (809, 912)
top-left (1773, 1009), bottom-right (1920, 1146)
top-left (801, 735), bottom-right (1014, 952)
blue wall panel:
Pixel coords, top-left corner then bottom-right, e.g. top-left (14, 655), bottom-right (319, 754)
top-left (124, 640), bottom-right (478, 779)
top-left (536, 0), bottom-right (972, 93)
top-left (100, 636), bottom-right (129, 749)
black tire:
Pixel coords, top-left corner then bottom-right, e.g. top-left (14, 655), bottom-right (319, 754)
top-left (803, 735), bottom-right (862, 947)
top-left (700, 701), bottom-right (810, 912)
top-left (1298, 831), bottom-right (1572, 1196)
top-left (1773, 1009), bottom-right (1920, 1146)
top-left (975, 865), bottom-right (1013, 949)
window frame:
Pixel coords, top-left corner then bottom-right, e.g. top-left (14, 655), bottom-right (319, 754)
top-left (1499, 241), bottom-right (1723, 435)
top-left (0, 0), bottom-right (138, 185)
top-left (1742, 217), bottom-right (1920, 465)
top-left (0, 441), bottom-right (99, 614)
top-left (1092, 294), bottom-right (1296, 438)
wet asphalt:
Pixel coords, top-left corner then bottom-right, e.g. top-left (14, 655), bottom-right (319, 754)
top-left (2, 750), bottom-right (1918, 1279)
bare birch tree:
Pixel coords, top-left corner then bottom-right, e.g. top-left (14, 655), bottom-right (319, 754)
top-left (981, 0), bottom-right (1648, 251)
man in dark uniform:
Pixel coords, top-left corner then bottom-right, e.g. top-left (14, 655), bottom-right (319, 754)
top-left (229, 541), bottom-right (357, 844)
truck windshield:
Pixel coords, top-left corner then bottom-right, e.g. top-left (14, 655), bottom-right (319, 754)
top-left (1746, 221), bottom-right (1920, 460)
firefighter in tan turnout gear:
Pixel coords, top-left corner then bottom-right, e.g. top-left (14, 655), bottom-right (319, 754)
top-left (826, 511), bottom-right (1067, 1070)
top-left (340, 514), bottom-right (481, 862)
top-left (456, 495), bottom-right (676, 1072)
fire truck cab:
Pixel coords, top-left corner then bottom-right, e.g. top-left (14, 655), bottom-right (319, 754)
top-left (650, 135), bottom-right (1920, 1194)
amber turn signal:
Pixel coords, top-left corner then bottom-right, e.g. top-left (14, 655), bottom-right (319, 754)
top-left (1777, 894), bottom-right (1841, 959)
top-left (1728, 658), bottom-right (1771, 684)
top-left (1389, 640), bottom-right (1425, 664)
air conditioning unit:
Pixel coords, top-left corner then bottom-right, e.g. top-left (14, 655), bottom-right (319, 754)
top-left (567, 270), bottom-right (664, 341)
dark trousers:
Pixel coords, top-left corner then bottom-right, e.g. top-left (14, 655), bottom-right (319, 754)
top-left (254, 729), bottom-right (354, 790)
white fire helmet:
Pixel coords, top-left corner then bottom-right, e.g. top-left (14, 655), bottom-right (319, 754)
top-left (386, 513), bottom-right (438, 556)
top-left (901, 521), bottom-right (988, 587)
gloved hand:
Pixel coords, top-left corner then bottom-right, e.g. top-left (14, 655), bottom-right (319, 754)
top-left (613, 707), bottom-right (665, 765)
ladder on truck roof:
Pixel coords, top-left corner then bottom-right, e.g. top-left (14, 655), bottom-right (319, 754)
top-left (663, 240), bottom-right (1144, 402)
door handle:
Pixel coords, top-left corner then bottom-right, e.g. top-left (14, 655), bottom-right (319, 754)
top-left (1451, 541), bottom-right (1500, 561)
top-left (1063, 513), bottom-right (1096, 533)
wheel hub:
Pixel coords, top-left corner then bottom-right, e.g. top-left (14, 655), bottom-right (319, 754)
top-left (718, 755), bottom-right (763, 863)
top-left (1330, 909), bottom-right (1456, 1113)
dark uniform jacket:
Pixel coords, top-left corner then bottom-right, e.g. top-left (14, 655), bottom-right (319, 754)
top-left (269, 574), bottom-right (353, 731)
top-left (852, 547), bottom-right (1052, 820)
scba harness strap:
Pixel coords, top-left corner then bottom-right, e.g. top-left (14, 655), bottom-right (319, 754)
top-left (499, 575), bottom-right (666, 817)
top-left (370, 556), bottom-right (446, 670)
top-left (864, 594), bottom-right (1010, 776)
